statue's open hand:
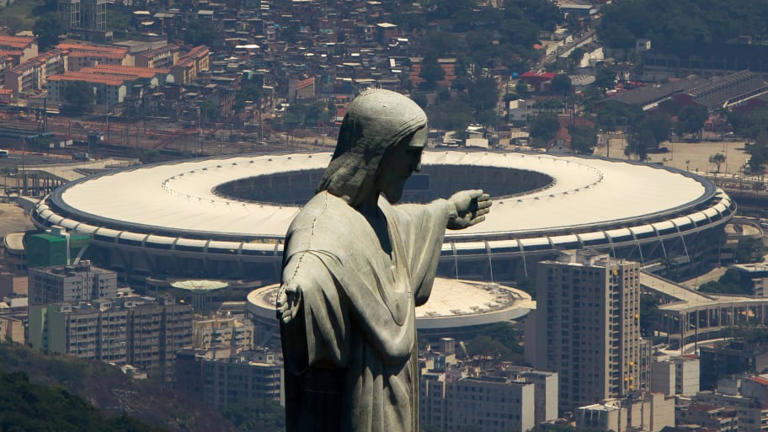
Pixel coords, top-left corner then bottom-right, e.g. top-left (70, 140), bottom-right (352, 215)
top-left (447, 189), bottom-right (492, 230)
top-left (276, 281), bottom-right (302, 325)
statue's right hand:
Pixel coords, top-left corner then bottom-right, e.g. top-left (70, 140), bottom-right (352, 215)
top-left (276, 281), bottom-right (302, 325)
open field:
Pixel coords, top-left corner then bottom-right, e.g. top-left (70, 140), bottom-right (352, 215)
top-left (594, 133), bottom-right (750, 176)
top-left (646, 140), bottom-right (750, 176)
top-left (0, 202), bottom-right (32, 237)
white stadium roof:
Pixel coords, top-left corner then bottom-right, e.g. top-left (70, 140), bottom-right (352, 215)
top-left (247, 278), bottom-right (535, 329)
top-left (45, 151), bottom-right (713, 241)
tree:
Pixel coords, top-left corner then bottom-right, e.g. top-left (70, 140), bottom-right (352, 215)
top-left (568, 47), bottom-right (585, 71)
top-left (61, 82), bottom-right (95, 116)
top-left (699, 268), bottom-right (754, 294)
top-left (465, 322), bottom-right (523, 361)
top-left (550, 73), bottom-right (572, 96)
top-left (734, 237), bottom-right (764, 264)
top-left (33, 14), bottom-right (63, 51)
top-left (594, 66), bottom-right (616, 90)
top-left (200, 99), bottom-right (220, 124)
top-left (626, 127), bottom-right (655, 159)
top-left (529, 112), bottom-right (559, 146)
top-left (183, 19), bottom-right (219, 46)
top-left (676, 105), bottom-right (708, 136)
top-left (222, 398), bottom-right (285, 432)
top-left (729, 108), bottom-right (768, 139)
top-left (467, 77), bottom-right (499, 112)
top-left (282, 101), bottom-right (332, 128)
top-left (515, 80), bottom-right (530, 98)
top-left (709, 153), bottom-right (726, 173)
top-left (598, 0), bottom-right (768, 54)
top-left (594, 100), bottom-right (642, 131)
top-left (234, 81), bottom-right (262, 112)
top-left (569, 125), bottom-right (597, 154)
top-left (419, 56), bottom-right (445, 90)
top-left (0, 371), bottom-right (163, 432)
top-left (642, 111), bottom-right (672, 144)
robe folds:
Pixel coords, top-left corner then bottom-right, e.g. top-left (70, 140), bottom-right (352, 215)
top-left (280, 191), bottom-right (451, 432)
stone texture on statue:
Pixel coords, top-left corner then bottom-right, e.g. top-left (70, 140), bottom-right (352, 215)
top-left (277, 89), bottom-right (490, 432)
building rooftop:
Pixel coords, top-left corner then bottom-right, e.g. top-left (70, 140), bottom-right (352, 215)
top-left (79, 65), bottom-right (170, 79)
top-left (247, 278), bottom-right (534, 329)
top-left (56, 43), bottom-right (129, 60)
top-left (0, 35), bottom-right (34, 49)
top-left (48, 72), bottom-right (126, 87)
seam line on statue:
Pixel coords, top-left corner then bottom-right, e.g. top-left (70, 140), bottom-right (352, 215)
top-left (289, 192), bottom-right (328, 283)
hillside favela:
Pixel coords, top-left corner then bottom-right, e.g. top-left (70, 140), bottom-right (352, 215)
top-left (2, 0), bottom-right (768, 431)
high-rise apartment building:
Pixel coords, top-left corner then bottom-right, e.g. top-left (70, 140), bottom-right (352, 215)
top-left (29, 296), bottom-right (193, 378)
top-left (530, 251), bottom-right (644, 410)
top-left (28, 261), bottom-right (117, 305)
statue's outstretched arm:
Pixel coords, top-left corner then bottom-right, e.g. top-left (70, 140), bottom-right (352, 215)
top-left (447, 189), bottom-right (492, 230)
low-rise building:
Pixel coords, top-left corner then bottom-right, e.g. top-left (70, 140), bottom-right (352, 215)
top-left (700, 341), bottom-right (768, 390)
top-left (56, 42), bottom-right (132, 72)
top-left (174, 348), bottom-right (283, 409)
top-left (192, 314), bottom-right (254, 355)
top-left (0, 273), bottom-right (27, 297)
top-left (47, 71), bottom-right (126, 105)
top-left (420, 363), bottom-right (557, 432)
top-left (0, 315), bottom-right (24, 343)
top-left (508, 99), bottom-right (532, 123)
top-left (446, 376), bottom-right (535, 432)
top-left (0, 36), bottom-right (38, 64)
top-left (135, 44), bottom-right (178, 69)
top-left (4, 49), bottom-right (68, 96)
top-left (651, 354), bottom-right (700, 396)
top-left (676, 403), bottom-right (738, 431)
top-left (576, 393), bottom-right (675, 432)
top-left (171, 45), bottom-right (210, 84)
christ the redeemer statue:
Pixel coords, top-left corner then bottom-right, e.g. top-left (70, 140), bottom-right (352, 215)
top-left (276, 89), bottom-right (491, 432)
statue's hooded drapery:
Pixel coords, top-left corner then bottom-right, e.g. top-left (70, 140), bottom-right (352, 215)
top-left (280, 89), bottom-right (452, 432)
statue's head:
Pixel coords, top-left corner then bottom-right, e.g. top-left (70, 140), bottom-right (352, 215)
top-left (317, 88), bottom-right (427, 206)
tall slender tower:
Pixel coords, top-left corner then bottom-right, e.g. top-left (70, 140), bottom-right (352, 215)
top-left (532, 251), bottom-right (643, 411)
top-left (81, 0), bottom-right (106, 31)
top-left (58, 0), bottom-right (81, 32)
top-left (58, 0), bottom-right (106, 32)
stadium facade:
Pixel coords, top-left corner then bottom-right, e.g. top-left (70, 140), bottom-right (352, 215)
top-left (31, 151), bottom-right (735, 284)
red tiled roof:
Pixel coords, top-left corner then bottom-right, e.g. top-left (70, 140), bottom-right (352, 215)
top-left (9, 49), bottom-right (65, 73)
top-left (67, 51), bottom-right (127, 60)
top-left (80, 65), bottom-right (170, 78)
top-left (0, 36), bottom-right (34, 49)
top-left (56, 43), bottom-right (128, 59)
top-left (177, 45), bottom-right (209, 64)
top-left (48, 72), bottom-right (126, 86)
top-left (0, 49), bottom-right (22, 57)
top-left (296, 77), bottom-right (314, 90)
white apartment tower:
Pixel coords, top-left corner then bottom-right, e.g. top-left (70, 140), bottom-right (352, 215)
top-left (532, 251), bottom-right (643, 411)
